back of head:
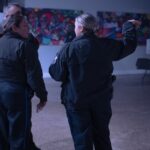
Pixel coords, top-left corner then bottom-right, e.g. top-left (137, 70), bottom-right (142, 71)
top-left (2, 13), bottom-right (24, 33)
top-left (3, 3), bottom-right (24, 19)
top-left (75, 13), bottom-right (98, 32)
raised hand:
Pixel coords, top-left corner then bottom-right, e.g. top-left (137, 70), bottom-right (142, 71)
top-left (36, 101), bottom-right (47, 113)
top-left (128, 19), bottom-right (141, 29)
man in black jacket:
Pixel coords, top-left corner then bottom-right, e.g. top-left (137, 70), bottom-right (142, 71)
top-left (49, 13), bottom-right (141, 150)
top-left (0, 4), bottom-right (47, 150)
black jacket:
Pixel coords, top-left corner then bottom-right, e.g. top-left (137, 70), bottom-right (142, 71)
top-left (49, 21), bottom-right (137, 107)
top-left (0, 31), bottom-right (47, 102)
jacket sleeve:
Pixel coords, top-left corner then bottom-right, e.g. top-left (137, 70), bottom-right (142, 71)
top-left (23, 41), bottom-right (47, 102)
top-left (110, 21), bottom-right (137, 61)
top-left (28, 33), bottom-right (40, 50)
top-left (49, 43), bottom-right (69, 82)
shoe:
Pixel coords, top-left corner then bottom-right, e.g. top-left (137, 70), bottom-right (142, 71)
top-left (111, 75), bottom-right (116, 83)
top-left (29, 133), bottom-right (41, 150)
top-left (30, 142), bottom-right (41, 150)
top-left (31, 146), bottom-right (41, 150)
top-left (31, 145), bottom-right (41, 150)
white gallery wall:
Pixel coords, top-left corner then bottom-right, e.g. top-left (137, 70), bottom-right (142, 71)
top-left (25, 0), bottom-right (150, 77)
top-left (0, 13), bottom-right (3, 22)
top-left (9, 0), bottom-right (24, 5)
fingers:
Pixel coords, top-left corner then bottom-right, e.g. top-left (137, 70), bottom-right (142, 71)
top-left (36, 101), bottom-right (47, 113)
top-left (128, 19), bottom-right (142, 28)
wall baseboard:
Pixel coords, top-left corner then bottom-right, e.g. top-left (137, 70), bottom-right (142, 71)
top-left (43, 70), bottom-right (148, 78)
top-left (113, 70), bottom-right (146, 75)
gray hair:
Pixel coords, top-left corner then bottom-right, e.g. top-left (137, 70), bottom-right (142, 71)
top-left (3, 3), bottom-right (24, 17)
top-left (3, 3), bottom-right (22, 13)
top-left (2, 13), bottom-right (25, 33)
top-left (75, 13), bottom-right (98, 32)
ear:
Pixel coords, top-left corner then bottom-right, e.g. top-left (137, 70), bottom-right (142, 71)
top-left (79, 25), bottom-right (84, 32)
top-left (12, 25), bottom-right (18, 33)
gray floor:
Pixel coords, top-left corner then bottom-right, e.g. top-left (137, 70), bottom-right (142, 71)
top-left (31, 74), bottom-right (150, 150)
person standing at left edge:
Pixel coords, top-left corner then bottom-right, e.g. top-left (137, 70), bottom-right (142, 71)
top-left (0, 14), bottom-right (47, 150)
top-left (1, 3), bottom-right (45, 150)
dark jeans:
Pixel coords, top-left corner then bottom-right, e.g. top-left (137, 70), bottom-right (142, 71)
top-left (28, 91), bottom-right (41, 150)
top-left (65, 96), bottom-right (113, 150)
top-left (0, 82), bottom-right (31, 150)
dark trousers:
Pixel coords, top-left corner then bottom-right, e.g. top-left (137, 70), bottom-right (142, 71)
top-left (65, 96), bottom-right (113, 150)
top-left (0, 82), bottom-right (31, 150)
top-left (28, 92), bottom-right (40, 150)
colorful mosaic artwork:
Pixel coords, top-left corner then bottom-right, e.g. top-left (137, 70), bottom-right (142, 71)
top-left (97, 11), bottom-right (150, 45)
top-left (25, 8), bottom-right (82, 45)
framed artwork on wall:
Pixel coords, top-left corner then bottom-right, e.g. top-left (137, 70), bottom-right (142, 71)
top-left (97, 11), bottom-right (150, 45)
top-left (25, 8), bottom-right (82, 45)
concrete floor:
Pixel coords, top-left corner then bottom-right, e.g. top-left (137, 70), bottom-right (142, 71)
top-left (31, 74), bottom-right (150, 150)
